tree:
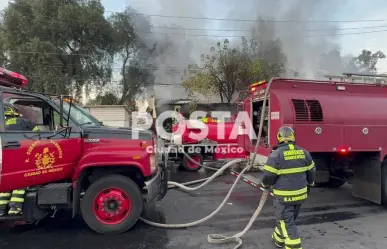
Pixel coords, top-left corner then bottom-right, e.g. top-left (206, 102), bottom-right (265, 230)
top-left (182, 36), bottom-right (286, 103)
top-left (109, 7), bottom-right (156, 106)
top-left (87, 92), bottom-right (119, 105)
top-left (182, 39), bottom-right (255, 103)
top-left (0, 0), bottom-right (116, 100)
top-left (348, 49), bottom-right (386, 74)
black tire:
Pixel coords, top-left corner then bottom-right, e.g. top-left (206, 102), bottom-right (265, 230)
top-left (81, 174), bottom-right (143, 234)
top-left (315, 176), bottom-right (346, 188)
top-left (182, 153), bottom-right (203, 171)
top-left (314, 166), bottom-right (346, 188)
top-left (381, 161), bottom-right (387, 207)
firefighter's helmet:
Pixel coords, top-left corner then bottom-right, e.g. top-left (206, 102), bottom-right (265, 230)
top-left (276, 126), bottom-right (295, 143)
top-left (4, 103), bottom-right (20, 117)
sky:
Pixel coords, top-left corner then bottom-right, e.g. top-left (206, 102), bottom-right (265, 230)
top-left (99, 0), bottom-right (387, 72)
top-left (0, 0), bottom-right (387, 72)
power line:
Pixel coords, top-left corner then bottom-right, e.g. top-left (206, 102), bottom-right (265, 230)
top-left (21, 74), bottom-right (186, 87)
top-left (2, 27), bottom-right (387, 58)
top-left (102, 10), bottom-right (387, 23)
top-left (40, 64), bottom-right (196, 72)
top-left (4, 9), bottom-right (387, 32)
top-left (150, 24), bottom-right (387, 33)
top-left (3, 9), bottom-right (387, 33)
top-left (3, 4), bottom-right (387, 27)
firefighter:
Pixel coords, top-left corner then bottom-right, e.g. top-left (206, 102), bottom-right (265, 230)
top-left (201, 112), bottom-right (219, 123)
top-left (0, 103), bottom-right (39, 216)
top-left (260, 126), bottom-right (316, 249)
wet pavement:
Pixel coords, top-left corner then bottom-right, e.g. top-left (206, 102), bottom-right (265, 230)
top-left (1, 165), bottom-right (387, 249)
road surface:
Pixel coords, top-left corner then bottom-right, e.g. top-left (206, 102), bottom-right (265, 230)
top-left (0, 168), bottom-right (386, 249)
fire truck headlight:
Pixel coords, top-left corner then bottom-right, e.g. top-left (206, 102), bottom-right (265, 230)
top-left (150, 154), bottom-right (157, 173)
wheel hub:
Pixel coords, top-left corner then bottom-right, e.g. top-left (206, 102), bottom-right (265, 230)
top-left (187, 156), bottom-right (200, 169)
top-left (93, 188), bottom-right (132, 225)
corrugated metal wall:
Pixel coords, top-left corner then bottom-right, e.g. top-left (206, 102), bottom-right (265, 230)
top-left (88, 107), bottom-right (128, 127)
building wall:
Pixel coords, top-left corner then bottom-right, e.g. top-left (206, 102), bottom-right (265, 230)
top-left (85, 105), bottom-right (129, 127)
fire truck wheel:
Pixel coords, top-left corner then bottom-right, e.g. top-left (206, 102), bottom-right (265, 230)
top-left (81, 174), bottom-right (143, 234)
top-left (324, 177), bottom-right (346, 188)
top-left (182, 153), bottom-right (203, 171)
top-left (315, 175), bottom-right (346, 188)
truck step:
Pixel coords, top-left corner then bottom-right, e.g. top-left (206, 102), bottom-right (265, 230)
top-left (37, 183), bottom-right (72, 205)
top-left (0, 214), bottom-right (23, 221)
top-left (230, 170), bottom-right (262, 188)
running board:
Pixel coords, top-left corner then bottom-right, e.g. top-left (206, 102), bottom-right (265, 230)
top-left (230, 170), bottom-right (262, 188)
top-left (0, 215), bottom-right (23, 221)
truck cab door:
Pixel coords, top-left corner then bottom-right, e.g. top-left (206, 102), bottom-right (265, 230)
top-left (0, 91), bottom-right (82, 192)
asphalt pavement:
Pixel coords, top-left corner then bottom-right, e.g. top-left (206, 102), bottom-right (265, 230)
top-left (1, 166), bottom-right (387, 249)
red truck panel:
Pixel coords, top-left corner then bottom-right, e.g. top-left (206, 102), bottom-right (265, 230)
top-left (242, 78), bottom-right (387, 158)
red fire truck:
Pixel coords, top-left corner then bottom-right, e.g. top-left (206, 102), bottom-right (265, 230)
top-left (167, 118), bottom-right (246, 171)
top-left (235, 74), bottom-right (387, 206)
top-left (0, 67), bottom-right (168, 233)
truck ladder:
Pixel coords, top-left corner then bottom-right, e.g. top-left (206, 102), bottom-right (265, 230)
top-left (324, 72), bottom-right (387, 84)
top-left (230, 170), bottom-right (261, 188)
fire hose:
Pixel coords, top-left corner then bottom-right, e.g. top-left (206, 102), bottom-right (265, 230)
top-left (139, 79), bottom-right (274, 248)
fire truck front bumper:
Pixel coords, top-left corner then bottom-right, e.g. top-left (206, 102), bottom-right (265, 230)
top-left (143, 160), bottom-right (168, 202)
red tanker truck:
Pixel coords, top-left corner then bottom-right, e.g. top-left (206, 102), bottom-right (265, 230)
top-left (235, 74), bottom-right (387, 206)
top-left (167, 119), bottom-right (246, 171)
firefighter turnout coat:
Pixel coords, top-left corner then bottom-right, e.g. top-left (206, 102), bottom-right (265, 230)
top-left (261, 143), bottom-right (316, 203)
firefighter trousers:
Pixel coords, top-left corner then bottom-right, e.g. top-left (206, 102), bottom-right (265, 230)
top-left (272, 198), bottom-right (302, 249)
top-left (0, 189), bottom-right (25, 216)
top-left (0, 192), bottom-right (12, 216)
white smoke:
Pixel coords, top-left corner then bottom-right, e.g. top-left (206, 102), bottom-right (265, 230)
top-left (128, 0), bottom-right (346, 100)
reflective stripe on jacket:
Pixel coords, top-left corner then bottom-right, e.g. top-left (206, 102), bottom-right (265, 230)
top-left (261, 143), bottom-right (316, 203)
top-left (5, 117), bottom-right (39, 131)
top-left (201, 117), bottom-right (219, 123)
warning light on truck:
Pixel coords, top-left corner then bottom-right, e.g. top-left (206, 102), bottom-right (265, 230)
top-left (339, 148), bottom-right (347, 153)
top-left (0, 67), bottom-right (28, 87)
top-left (250, 80), bottom-right (267, 92)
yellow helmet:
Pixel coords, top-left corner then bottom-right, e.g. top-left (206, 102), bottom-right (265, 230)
top-left (4, 103), bottom-right (20, 117)
top-left (276, 126), bottom-right (295, 143)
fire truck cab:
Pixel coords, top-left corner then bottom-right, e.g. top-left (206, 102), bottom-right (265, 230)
top-left (0, 67), bottom-right (168, 234)
top-left (238, 75), bottom-right (387, 206)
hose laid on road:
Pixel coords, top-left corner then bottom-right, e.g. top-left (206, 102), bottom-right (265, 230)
top-left (140, 78), bottom-right (274, 249)
top-left (166, 158), bottom-right (244, 191)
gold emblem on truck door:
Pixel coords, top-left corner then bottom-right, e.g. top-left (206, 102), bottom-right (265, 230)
top-left (24, 140), bottom-right (64, 177)
top-left (35, 147), bottom-right (56, 169)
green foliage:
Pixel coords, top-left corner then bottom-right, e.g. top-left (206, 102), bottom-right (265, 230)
top-left (319, 49), bottom-right (386, 75)
top-left (182, 37), bottom-right (286, 103)
top-left (0, 1), bottom-right (168, 103)
top-left (188, 101), bottom-right (198, 114)
top-left (87, 92), bottom-right (119, 105)
top-left (350, 49), bottom-right (386, 74)
top-left (109, 7), bottom-right (155, 105)
top-left (0, 0), bottom-right (115, 98)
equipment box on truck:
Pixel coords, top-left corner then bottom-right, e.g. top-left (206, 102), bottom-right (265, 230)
top-left (0, 67), bottom-right (168, 234)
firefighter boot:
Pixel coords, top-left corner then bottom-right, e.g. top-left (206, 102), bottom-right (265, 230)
top-left (8, 189), bottom-right (25, 215)
top-left (0, 192), bottom-right (12, 216)
top-left (272, 226), bottom-right (285, 248)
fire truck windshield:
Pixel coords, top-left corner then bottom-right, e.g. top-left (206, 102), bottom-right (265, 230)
top-left (52, 99), bottom-right (101, 127)
top-left (63, 102), bottom-right (101, 127)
